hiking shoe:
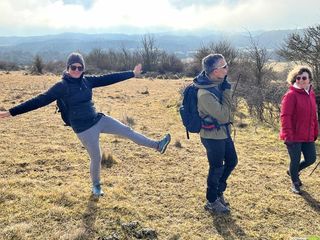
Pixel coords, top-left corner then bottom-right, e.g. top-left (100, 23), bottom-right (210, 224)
top-left (92, 184), bottom-right (104, 197)
top-left (218, 195), bottom-right (230, 206)
top-left (286, 170), bottom-right (302, 186)
top-left (158, 133), bottom-right (171, 154)
top-left (291, 182), bottom-right (301, 194)
top-left (204, 199), bottom-right (230, 214)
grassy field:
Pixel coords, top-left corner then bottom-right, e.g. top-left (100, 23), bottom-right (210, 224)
top-left (0, 72), bottom-right (319, 240)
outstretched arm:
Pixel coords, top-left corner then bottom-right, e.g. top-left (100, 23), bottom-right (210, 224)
top-left (87, 64), bottom-right (143, 88)
top-left (7, 81), bottom-right (66, 117)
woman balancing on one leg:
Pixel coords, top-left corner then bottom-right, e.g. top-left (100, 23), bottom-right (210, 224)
top-left (0, 52), bottom-right (171, 197)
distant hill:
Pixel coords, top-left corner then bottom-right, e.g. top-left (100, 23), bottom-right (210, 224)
top-left (0, 29), bottom-right (300, 64)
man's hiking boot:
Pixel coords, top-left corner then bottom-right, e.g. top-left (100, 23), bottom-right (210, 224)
top-left (287, 170), bottom-right (302, 186)
top-left (218, 195), bottom-right (230, 207)
top-left (92, 183), bottom-right (104, 197)
top-left (291, 182), bottom-right (301, 194)
top-left (158, 133), bottom-right (171, 154)
top-left (204, 199), bottom-right (230, 214)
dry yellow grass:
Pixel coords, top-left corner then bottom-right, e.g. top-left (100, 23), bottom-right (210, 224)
top-left (269, 61), bottom-right (293, 73)
top-left (0, 71), bottom-right (319, 240)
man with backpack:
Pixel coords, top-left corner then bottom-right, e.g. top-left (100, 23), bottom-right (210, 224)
top-left (195, 53), bottom-right (238, 214)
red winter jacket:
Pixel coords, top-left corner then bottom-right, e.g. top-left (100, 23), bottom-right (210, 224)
top-left (280, 85), bottom-right (318, 142)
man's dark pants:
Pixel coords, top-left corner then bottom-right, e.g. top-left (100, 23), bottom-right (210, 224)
top-left (201, 137), bottom-right (238, 202)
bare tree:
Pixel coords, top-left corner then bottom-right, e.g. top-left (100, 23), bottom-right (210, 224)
top-left (119, 46), bottom-right (134, 71)
top-left (0, 60), bottom-right (19, 71)
top-left (87, 48), bottom-right (127, 72)
top-left (139, 34), bottom-right (159, 72)
top-left (278, 25), bottom-right (320, 123)
top-left (45, 60), bottom-right (65, 75)
top-left (210, 40), bottom-right (238, 66)
top-left (86, 48), bottom-right (107, 70)
top-left (31, 55), bottom-right (44, 75)
top-left (193, 44), bottom-right (211, 70)
top-left (278, 25), bottom-right (320, 91)
top-left (238, 34), bottom-right (277, 124)
top-left (193, 40), bottom-right (238, 75)
top-left (158, 51), bottom-right (184, 74)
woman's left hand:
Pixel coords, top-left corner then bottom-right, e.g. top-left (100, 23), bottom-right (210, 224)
top-left (133, 64), bottom-right (142, 78)
top-left (0, 111), bottom-right (12, 119)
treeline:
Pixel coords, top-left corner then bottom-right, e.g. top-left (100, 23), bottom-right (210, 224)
top-left (2, 25), bottom-right (320, 127)
top-left (0, 60), bottom-right (20, 71)
top-left (85, 35), bottom-right (185, 76)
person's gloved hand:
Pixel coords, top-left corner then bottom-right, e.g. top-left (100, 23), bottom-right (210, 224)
top-left (220, 78), bottom-right (231, 91)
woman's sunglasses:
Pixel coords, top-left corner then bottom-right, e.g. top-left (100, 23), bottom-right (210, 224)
top-left (296, 76), bottom-right (308, 81)
top-left (70, 65), bottom-right (84, 71)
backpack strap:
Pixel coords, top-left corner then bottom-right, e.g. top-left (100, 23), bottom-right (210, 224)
top-left (61, 79), bottom-right (70, 97)
top-left (207, 87), bottom-right (223, 103)
top-left (55, 79), bottom-right (69, 113)
top-left (200, 87), bottom-right (232, 134)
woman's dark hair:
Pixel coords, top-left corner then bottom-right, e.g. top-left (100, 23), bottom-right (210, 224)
top-left (287, 66), bottom-right (313, 84)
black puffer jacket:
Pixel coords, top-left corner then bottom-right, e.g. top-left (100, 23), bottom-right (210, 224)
top-left (9, 71), bottom-right (134, 133)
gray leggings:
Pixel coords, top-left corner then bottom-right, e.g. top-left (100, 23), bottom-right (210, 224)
top-left (76, 115), bottom-right (159, 185)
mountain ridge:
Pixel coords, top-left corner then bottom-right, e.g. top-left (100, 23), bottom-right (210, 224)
top-left (0, 29), bottom-right (301, 64)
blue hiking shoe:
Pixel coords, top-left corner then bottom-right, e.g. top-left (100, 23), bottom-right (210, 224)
top-left (218, 194), bottom-right (230, 207)
top-left (92, 184), bottom-right (104, 197)
top-left (158, 133), bottom-right (171, 154)
top-left (204, 199), bottom-right (230, 214)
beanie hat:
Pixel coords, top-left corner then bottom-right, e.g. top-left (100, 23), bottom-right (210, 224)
top-left (66, 52), bottom-right (85, 70)
top-left (202, 53), bottom-right (224, 75)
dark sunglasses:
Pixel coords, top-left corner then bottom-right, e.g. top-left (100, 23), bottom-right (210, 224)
top-left (296, 76), bottom-right (308, 81)
top-left (70, 65), bottom-right (84, 71)
top-left (215, 63), bottom-right (228, 70)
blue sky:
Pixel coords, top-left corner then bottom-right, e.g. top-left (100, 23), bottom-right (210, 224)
top-left (0, 0), bottom-right (319, 36)
top-left (63, 0), bottom-right (94, 8)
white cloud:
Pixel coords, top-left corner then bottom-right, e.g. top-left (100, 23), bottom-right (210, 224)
top-left (0, 0), bottom-right (319, 35)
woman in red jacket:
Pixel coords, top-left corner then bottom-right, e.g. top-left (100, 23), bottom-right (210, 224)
top-left (280, 66), bottom-right (318, 194)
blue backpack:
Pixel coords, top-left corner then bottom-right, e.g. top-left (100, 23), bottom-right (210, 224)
top-left (179, 83), bottom-right (222, 139)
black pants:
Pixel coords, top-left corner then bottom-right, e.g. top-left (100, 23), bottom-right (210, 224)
top-left (201, 137), bottom-right (238, 202)
top-left (286, 142), bottom-right (316, 183)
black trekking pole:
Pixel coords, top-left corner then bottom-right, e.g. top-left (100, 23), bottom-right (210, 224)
top-left (232, 74), bottom-right (241, 99)
top-left (309, 160), bottom-right (320, 176)
top-left (231, 74), bottom-right (241, 141)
